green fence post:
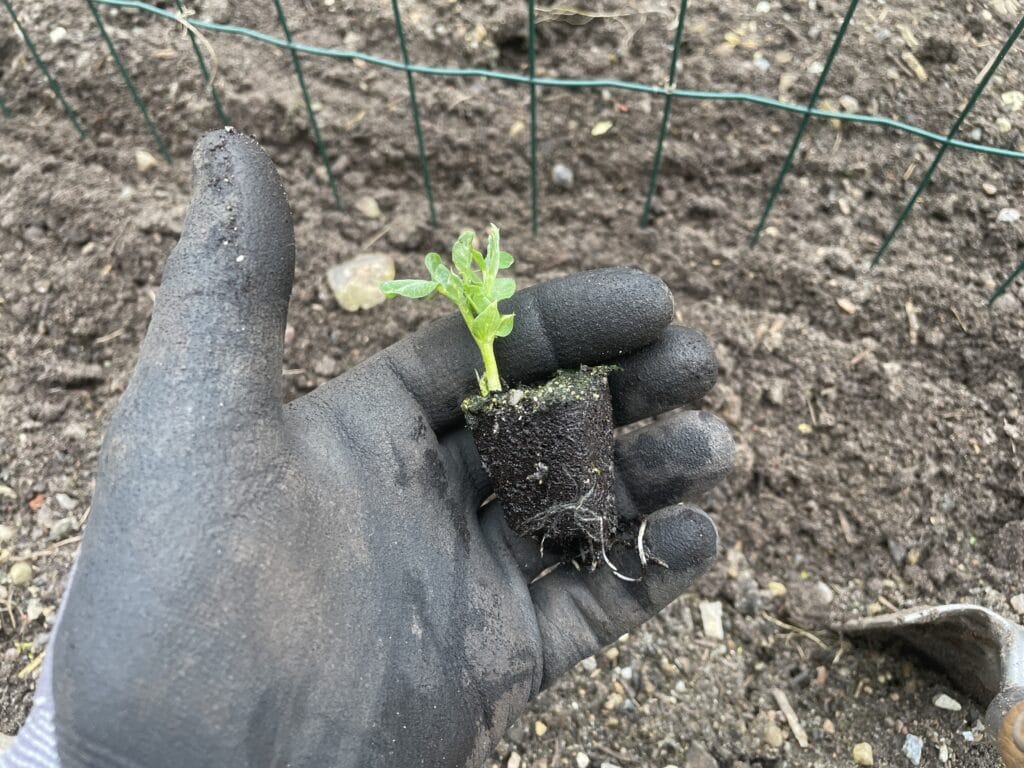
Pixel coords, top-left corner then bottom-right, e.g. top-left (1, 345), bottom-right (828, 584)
top-left (271, 0), bottom-right (341, 209)
top-left (2, 0), bottom-right (85, 136)
top-left (639, 0), bottom-right (688, 228)
top-left (390, 0), bottom-right (437, 226)
top-left (527, 0), bottom-right (538, 234)
top-left (749, 0), bottom-right (860, 246)
top-left (872, 13), bottom-right (1024, 267)
top-left (85, 0), bottom-right (170, 160)
top-left (173, 0), bottom-right (229, 126)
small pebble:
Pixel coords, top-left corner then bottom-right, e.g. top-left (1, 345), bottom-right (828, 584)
top-left (575, 752), bottom-right (590, 768)
top-left (933, 693), bottom-right (961, 711)
top-left (1010, 593), bottom-right (1024, 615)
top-left (49, 27), bottom-right (68, 44)
top-left (822, 718), bottom-right (835, 735)
top-left (997, 207), bottom-right (1022, 223)
top-left (581, 655), bottom-right (598, 672)
top-left (764, 722), bottom-right (784, 749)
top-left (326, 253), bottom-right (395, 312)
top-left (8, 562), bottom-right (33, 587)
top-left (982, 182), bottom-right (998, 196)
top-left (534, 720), bottom-right (547, 736)
top-left (599, 763), bottom-right (620, 768)
top-left (354, 195), bottom-right (382, 219)
top-left (25, 599), bottom-right (43, 623)
top-left (49, 517), bottom-right (77, 541)
top-left (54, 493), bottom-right (78, 512)
top-left (852, 742), bottom-right (874, 766)
top-left (551, 163), bottom-right (574, 189)
top-left (682, 740), bottom-right (718, 768)
top-left (767, 580), bottom-right (787, 597)
top-left (0, 525), bottom-right (16, 544)
top-left (135, 149), bottom-right (159, 174)
top-left (902, 734), bottom-right (923, 766)
top-left (698, 600), bottom-right (724, 641)
top-left (507, 752), bottom-right (522, 768)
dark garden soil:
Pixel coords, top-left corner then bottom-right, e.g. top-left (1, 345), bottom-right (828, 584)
top-left (2, 0), bottom-right (1023, 765)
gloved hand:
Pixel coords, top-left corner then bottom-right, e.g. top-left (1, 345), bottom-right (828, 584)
top-left (30, 130), bottom-right (733, 768)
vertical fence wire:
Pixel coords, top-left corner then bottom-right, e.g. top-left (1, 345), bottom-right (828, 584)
top-left (271, 0), bottom-right (341, 209)
top-left (173, 0), bottom-right (228, 126)
top-left (872, 13), bottom-right (1024, 267)
top-left (990, 259), bottom-right (1024, 305)
top-left (0, 93), bottom-right (11, 118)
top-left (640, 0), bottom-right (688, 228)
top-left (527, 0), bottom-right (539, 234)
top-left (749, 0), bottom-right (860, 246)
top-left (85, 0), bottom-right (170, 160)
top-left (390, 0), bottom-right (436, 226)
top-left (1, 0), bottom-right (85, 137)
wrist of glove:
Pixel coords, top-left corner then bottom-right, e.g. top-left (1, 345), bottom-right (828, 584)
top-left (6, 130), bottom-right (732, 768)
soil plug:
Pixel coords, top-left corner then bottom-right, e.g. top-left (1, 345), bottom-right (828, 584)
top-left (381, 227), bottom-right (626, 570)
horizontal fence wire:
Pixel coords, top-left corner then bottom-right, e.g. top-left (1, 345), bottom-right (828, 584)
top-left (1, 0), bottom-right (85, 137)
top-left (173, 0), bottom-right (229, 126)
top-left (750, 0), bottom-right (860, 246)
top-left (85, 0), bottom-right (170, 161)
top-left (75, 0), bottom-right (1024, 164)
top-left (6, 0), bottom-right (1024, 299)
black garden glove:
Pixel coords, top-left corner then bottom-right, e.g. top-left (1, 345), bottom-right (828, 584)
top-left (33, 130), bottom-right (734, 768)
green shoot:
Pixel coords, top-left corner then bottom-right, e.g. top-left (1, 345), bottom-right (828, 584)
top-left (380, 225), bottom-right (516, 395)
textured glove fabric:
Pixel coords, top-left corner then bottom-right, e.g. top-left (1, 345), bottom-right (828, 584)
top-left (3, 130), bottom-right (732, 768)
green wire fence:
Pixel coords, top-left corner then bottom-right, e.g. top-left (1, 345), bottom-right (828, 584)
top-left (3, 0), bottom-right (1023, 301)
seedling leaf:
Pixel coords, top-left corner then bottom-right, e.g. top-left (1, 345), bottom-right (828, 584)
top-left (493, 277), bottom-right (516, 301)
top-left (379, 279), bottom-right (437, 299)
top-left (470, 301), bottom-right (502, 340)
top-left (495, 313), bottom-right (515, 338)
top-left (380, 225), bottom-right (517, 394)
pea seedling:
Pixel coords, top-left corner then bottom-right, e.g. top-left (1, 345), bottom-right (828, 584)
top-left (380, 225), bottom-right (516, 395)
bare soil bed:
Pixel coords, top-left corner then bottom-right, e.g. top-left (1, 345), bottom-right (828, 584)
top-left (2, 0), bottom-right (1023, 765)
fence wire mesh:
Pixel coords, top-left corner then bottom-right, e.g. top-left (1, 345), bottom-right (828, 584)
top-left (3, 0), bottom-right (1023, 301)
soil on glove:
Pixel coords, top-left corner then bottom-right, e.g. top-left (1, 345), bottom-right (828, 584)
top-left (464, 367), bottom-right (618, 565)
top-left (2, 0), bottom-right (1023, 765)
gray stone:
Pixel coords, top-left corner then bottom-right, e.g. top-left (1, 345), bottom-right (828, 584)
top-left (902, 734), bottom-right (923, 765)
top-left (54, 492), bottom-right (78, 512)
top-left (551, 163), bottom-right (574, 190)
top-left (49, 517), bottom-right (77, 541)
top-left (699, 600), bottom-right (724, 641)
top-left (683, 741), bottom-right (718, 768)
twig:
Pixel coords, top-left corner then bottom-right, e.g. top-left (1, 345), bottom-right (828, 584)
top-left (17, 652), bottom-right (44, 679)
top-left (762, 613), bottom-right (829, 649)
top-left (171, 5), bottom-right (219, 90)
top-left (594, 744), bottom-right (640, 765)
top-left (12, 535), bottom-right (83, 562)
top-left (772, 687), bottom-right (810, 748)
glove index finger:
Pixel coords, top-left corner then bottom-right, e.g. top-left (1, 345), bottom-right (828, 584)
top-left (132, 129), bottom-right (295, 418)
